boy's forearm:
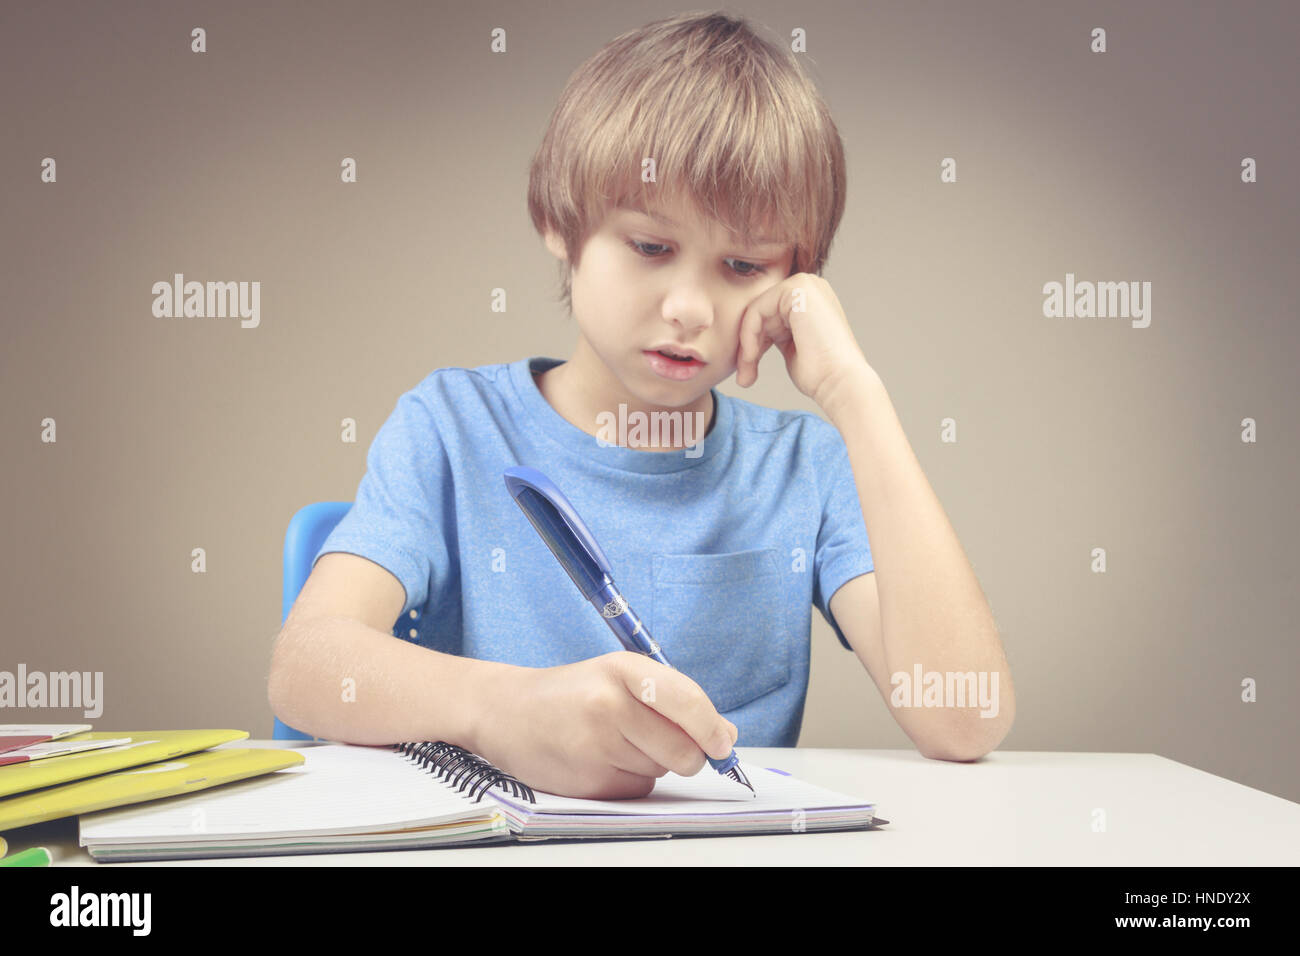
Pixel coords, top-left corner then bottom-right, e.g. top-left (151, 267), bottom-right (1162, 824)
top-left (822, 370), bottom-right (1016, 759)
top-left (268, 614), bottom-right (511, 750)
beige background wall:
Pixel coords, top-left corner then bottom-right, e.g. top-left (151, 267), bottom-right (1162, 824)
top-left (3, 1), bottom-right (1297, 801)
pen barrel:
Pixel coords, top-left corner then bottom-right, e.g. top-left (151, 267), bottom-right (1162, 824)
top-left (706, 752), bottom-right (739, 773)
top-left (589, 581), bottom-right (671, 668)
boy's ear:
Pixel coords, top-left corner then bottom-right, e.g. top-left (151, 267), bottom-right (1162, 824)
top-left (543, 230), bottom-right (568, 263)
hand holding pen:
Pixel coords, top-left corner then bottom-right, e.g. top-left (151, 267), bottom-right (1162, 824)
top-left (503, 465), bottom-right (756, 795)
top-left (471, 651), bottom-right (741, 799)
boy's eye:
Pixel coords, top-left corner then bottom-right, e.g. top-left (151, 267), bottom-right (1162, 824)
top-left (625, 239), bottom-right (767, 279)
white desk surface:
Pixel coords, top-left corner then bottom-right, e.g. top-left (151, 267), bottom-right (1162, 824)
top-left (13, 741), bottom-right (1300, 866)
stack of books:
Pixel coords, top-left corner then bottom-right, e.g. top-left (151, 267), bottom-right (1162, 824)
top-left (2, 725), bottom-right (884, 863)
top-left (0, 724), bottom-right (302, 840)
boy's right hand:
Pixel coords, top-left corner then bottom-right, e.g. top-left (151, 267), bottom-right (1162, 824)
top-left (470, 651), bottom-right (739, 800)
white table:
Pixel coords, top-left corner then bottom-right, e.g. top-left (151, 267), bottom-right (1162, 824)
top-left (15, 741), bottom-right (1300, 865)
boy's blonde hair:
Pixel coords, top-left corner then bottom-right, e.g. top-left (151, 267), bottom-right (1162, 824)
top-left (527, 10), bottom-right (847, 314)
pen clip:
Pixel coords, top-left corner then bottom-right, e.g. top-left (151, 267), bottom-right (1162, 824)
top-left (503, 465), bottom-right (614, 598)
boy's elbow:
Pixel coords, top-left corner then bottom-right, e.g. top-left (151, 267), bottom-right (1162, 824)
top-left (266, 628), bottom-right (299, 722)
top-left (918, 738), bottom-right (991, 762)
top-left (916, 707), bottom-right (1015, 762)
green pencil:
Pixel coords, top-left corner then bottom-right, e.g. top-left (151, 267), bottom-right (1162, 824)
top-left (0, 846), bottom-right (52, 867)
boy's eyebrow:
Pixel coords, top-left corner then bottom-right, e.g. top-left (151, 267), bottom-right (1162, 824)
top-left (616, 203), bottom-right (785, 249)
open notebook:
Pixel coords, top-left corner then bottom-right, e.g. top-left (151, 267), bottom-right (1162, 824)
top-left (79, 742), bottom-right (882, 861)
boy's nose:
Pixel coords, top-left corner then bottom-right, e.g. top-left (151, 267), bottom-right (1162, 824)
top-left (659, 293), bottom-right (716, 333)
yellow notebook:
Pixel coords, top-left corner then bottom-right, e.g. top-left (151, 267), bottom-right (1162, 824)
top-left (0, 730), bottom-right (249, 799)
top-left (0, 748), bottom-right (305, 830)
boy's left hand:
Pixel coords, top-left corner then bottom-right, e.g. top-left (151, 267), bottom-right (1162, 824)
top-left (734, 273), bottom-right (875, 411)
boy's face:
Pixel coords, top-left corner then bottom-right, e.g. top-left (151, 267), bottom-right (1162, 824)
top-left (544, 194), bottom-right (796, 412)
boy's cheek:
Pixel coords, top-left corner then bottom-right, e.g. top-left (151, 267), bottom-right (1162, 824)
top-left (721, 345), bottom-right (742, 375)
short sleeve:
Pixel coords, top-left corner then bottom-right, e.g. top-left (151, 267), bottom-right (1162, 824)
top-left (810, 420), bottom-right (874, 651)
top-left (313, 386), bottom-right (453, 620)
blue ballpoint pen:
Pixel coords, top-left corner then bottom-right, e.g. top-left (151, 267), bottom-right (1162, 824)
top-left (502, 465), bottom-right (755, 795)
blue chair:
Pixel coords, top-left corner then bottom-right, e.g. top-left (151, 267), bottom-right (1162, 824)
top-left (273, 501), bottom-right (353, 740)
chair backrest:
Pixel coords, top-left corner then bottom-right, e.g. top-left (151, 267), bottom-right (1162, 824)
top-left (273, 502), bottom-right (353, 740)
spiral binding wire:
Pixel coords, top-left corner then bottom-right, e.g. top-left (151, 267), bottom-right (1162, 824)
top-left (393, 741), bottom-right (537, 804)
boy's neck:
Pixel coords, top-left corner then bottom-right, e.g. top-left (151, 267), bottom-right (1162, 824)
top-left (532, 360), bottom-right (715, 451)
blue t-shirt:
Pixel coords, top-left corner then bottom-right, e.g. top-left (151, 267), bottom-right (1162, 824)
top-left (314, 355), bottom-right (874, 746)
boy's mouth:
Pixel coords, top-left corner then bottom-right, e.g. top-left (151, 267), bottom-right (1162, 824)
top-left (646, 345), bottom-right (705, 365)
top-left (643, 349), bottom-right (707, 380)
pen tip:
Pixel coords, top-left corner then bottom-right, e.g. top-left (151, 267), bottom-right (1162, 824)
top-left (727, 764), bottom-right (756, 796)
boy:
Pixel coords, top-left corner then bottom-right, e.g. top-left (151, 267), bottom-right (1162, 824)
top-left (268, 12), bottom-right (1014, 799)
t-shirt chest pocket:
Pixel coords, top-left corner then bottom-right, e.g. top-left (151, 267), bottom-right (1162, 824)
top-left (649, 548), bottom-right (790, 714)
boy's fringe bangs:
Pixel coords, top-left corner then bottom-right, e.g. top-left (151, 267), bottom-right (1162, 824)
top-left (528, 12), bottom-right (846, 308)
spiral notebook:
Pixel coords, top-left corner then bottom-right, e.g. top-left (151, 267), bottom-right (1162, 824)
top-left (79, 741), bottom-right (882, 861)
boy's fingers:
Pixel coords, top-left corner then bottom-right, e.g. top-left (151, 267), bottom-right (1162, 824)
top-left (616, 700), bottom-right (712, 778)
top-left (737, 305), bottom-right (763, 385)
top-left (748, 335), bottom-right (764, 385)
top-left (605, 725), bottom-right (674, 778)
top-left (609, 653), bottom-right (732, 760)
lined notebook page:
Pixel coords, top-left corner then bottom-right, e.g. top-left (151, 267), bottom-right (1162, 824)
top-left (492, 764), bottom-right (870, 816)
top-left (79, 744), bottom-right (494, 841)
